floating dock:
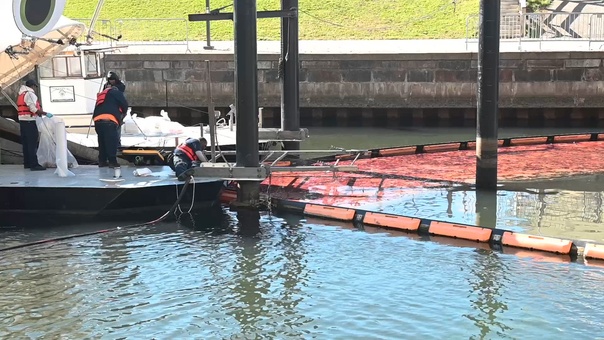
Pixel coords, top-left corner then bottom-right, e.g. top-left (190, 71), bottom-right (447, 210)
top-left (0, 164), bottom-right (225, 226)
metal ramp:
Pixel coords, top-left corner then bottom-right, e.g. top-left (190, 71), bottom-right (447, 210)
top-left (190, 149), bottom-right (365, 181)
top-left (258, 128), bottom-right (309, 142)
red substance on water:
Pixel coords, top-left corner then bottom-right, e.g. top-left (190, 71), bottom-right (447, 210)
top-left (259, 141), bottom-right (604, 206)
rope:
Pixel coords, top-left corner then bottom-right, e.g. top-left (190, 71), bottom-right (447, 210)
top-left (0, 176), bottom-right (195, 253)
top-left (175, 175), bottom-right (196, 216)
top-left (265, 173), bottom-right (273, 215)
top-left (174, 175), bottom-right (197, 226)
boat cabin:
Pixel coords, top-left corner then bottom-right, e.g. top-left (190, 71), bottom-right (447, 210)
top-left (38, 46), bottom-right (108, 131)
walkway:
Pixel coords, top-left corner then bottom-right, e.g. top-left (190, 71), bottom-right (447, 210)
top-left (110, 38), bottom-right (604, 55)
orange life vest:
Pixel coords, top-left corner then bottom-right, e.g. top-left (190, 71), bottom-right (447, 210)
top-left (96, 88), bottom-right (123, 113)
top-left (95, 89), bottom-right (110, 106)
top-left (93, 113), bottom-right (119, 125)
top-left (16, 92), bottom-right (41, 117)
top-left (176, 142), bottom-right (198, 162)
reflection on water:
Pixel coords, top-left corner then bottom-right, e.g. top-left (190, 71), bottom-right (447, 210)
top-left (1, 210), bottom-right (604, 338)
top-left (465, 250), bottom-right (511, 340)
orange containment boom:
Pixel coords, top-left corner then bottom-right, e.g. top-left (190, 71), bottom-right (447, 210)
top-left (351, 132), bottom-right (603, 162)
top-left (270, 198), bottom-right (604, 266)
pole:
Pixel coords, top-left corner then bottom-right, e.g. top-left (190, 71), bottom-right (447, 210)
top-left (280, 0), bottom-right (300, 151)
top-left (476, 0), bottom-right (500, 190)
top-left (234, 0), bottom-right (260, 206)
top-left (205, 60), bottom-right (217, 162)
top-left (34, 65), bottom-right (42, 103)
top-left (203, 0), bottom-right (214, 50)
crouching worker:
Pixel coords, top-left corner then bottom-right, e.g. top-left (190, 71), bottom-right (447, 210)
top-left (172, 137), bottom-right (208, 181)
top-left (92, 84), bottom-right (129, 168)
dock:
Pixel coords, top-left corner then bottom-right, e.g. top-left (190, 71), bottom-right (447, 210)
top-left (0, 164), bottom-right (225, 225)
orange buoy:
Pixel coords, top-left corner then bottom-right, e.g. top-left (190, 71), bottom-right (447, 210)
top-left (303, 204), bottom-right (356, 221)
top-left (378, 147), bottom-right (416, 157)
top-left (510, 137), bottom-right (548, 146)
top-left (501, 232), bottom-right (573, 254)
top-left (428, 221), bottom-right (492, 242)
top-left (584, 243), bottom-right (604, 261)
top-left (363, 212), bottom-right (421, 231)
top-left (423, 143), bottom-right (461, 153)
top-left (554, 134), bottom-right (592, 143)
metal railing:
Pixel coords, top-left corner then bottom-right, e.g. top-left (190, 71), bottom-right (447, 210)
top-left (466, 12), bottom-right (604, 47)
top-left (72, 18), bottom-right (193, 50)
top-left (73, 13), bottom-right (604, 51)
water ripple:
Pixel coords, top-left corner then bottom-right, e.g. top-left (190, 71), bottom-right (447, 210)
top-left (1, 213), bottom-right (604, 338)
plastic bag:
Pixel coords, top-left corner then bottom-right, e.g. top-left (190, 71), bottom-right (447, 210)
top-left (36, 116), bottom-right (79, 169)
top-left (160, 121), bottom-right (185, 135)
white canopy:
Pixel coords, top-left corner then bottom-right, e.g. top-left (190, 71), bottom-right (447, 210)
top-left (0, 0), bottom-right (85, 89)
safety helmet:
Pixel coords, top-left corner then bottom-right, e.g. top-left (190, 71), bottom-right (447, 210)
top-left (106, 71), bottom-right (120, 81)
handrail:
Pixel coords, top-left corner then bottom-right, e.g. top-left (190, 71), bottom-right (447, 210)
top-left (465, 11), bottom-right (604, 41)
top-left (70, 12), bottom-right (604, 52)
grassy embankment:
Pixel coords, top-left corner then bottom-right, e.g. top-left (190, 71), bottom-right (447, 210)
top-left (64, 0), bottom-right (479, 41)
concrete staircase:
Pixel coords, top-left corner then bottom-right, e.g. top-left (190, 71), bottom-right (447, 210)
top-left (501, 0), bottom-right (522, 38)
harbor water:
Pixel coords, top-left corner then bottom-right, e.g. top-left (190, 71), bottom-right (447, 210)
top-left (1, 126), bottom-right (604, 338)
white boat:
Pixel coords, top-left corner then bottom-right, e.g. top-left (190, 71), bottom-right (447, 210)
top-left (1, 0), bottom-right (307, 165)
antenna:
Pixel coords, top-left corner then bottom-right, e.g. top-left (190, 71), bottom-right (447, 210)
top-left (86, 0), bottom-right (106, 44)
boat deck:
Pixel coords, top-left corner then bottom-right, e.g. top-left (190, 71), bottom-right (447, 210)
top-left (0, 164), bottom-right (220, 189)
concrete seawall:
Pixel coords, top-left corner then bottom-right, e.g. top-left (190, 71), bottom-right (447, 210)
top-left (2, 40), bottom-right (604, 127)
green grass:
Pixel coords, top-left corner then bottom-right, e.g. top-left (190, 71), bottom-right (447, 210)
top-left (63, 0), bottom-right (479, 41)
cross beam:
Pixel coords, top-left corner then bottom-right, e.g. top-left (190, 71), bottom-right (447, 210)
top-left (188, 9), bottom-right (297, 22)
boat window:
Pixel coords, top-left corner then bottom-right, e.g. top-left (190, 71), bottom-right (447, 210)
top-left (98, 53), bottom-right (105, 76)
top-left (67, 57), bottom-right (82, 77)
top-left (39, 59), bottom-right (53, 78)
top-left (85, 54), bottom-right (98, 75)
top-left (52, 57), bottom-right (68, 77)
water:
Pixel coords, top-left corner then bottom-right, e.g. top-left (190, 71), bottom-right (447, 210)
top-left (301, 126), bottom-right (598, 151)
top-left (2, 126), bottom-right (604, 338)
top-left (299, 127), bottom-right (604, 243)
top-left (1, 210), bottom-right (604, 339)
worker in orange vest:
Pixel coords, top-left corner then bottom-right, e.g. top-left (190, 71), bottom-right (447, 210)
top-left (92, 84), bottom-right (129, 168)
top-left (171, 137), bottom-right (208, 180)
top-left (103, 71), bottom-right (126, 148)
top-left (16, 79), bottom-right (48, 171)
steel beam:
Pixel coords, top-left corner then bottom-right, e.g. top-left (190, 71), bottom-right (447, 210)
top-left (258, 128), bottom-right (308, 141)
top-left (280, 0), bottom-right (300, 151)
top-left (203, 0), bottom-right (214, 49)
top-left (188, 9), bottom-right (296, 22)
top-left (476, 0), bottom-right (500, 190)
top-left (234, 0), bottom-right (259, 169)
top-left (203, 149), bottom-right (368, 156)
top-left (191, 163), bottom-right (359, 181)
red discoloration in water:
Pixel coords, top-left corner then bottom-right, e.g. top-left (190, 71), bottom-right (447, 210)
top-left (232, 141), bottom-right (604, 206)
